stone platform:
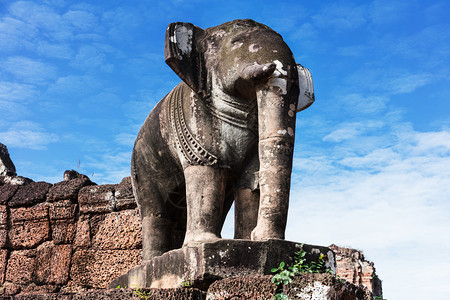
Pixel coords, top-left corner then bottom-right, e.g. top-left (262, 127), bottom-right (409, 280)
top-left (109, 239), bottom-right (335, 290)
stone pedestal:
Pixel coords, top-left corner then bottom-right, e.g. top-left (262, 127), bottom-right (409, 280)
top-left (109, 239), bottom-right (335, 290)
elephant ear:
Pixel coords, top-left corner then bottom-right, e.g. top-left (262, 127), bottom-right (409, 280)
top-left (296, 63), bottom-right (315, 112)
top-left (165, 22), bottom-right (207, 97)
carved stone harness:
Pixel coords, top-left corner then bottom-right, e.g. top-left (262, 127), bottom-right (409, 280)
top-left (168, 84), bottom-right (218, 166)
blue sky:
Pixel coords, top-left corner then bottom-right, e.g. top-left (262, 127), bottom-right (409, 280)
top-left (1, 1), bottom-right (449, 298)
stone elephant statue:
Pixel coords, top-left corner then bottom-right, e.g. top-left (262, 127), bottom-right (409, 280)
top-left (131, 19), bottom-right (314, 261)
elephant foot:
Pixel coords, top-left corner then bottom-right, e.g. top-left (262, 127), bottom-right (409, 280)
top-left (183, 231), bottom-right (221, 246)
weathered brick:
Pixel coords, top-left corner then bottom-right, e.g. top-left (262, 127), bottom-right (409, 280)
top-left (73, 215), bottom-right (91, 248)
top-left (78, 185), bottom-right (116, 214)
top-left (70, 249), bottom-right (141, 289)
top-left (47, 177), bottom-right (93, 202)
top-left (0, 184), bottom-right (19, 205)
top-left (0, 249), bottom-right (8, 284)
top-left (34, 241), bottom-right (72, 285)
top-left (115, 177), bottom-right (136, 210)
top-left (5, 249), bottom-right (36, 284)
top-left (92, 209), bottom-right (142, 250)
top-left (8, 182), bottom-right (52, 207)
top-left (9, 205), bottom-right (50, 249)
top-left (330, 244), bottom-right (382, 297)
top-left (0, 205), bottom-right (7, 248)
top-left (49, 200), bottom-right (77, 244)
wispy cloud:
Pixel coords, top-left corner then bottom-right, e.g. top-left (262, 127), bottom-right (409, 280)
top-left (346, 68), bottom-right (432, 95)
top-left (0, 121), bottom-right (58, 150)
top-left (289, 123), bottom-right (450, 299)
top-left (1, 56), bottom-right (58, 85)
top-left (311, 2), bottom-right (368, 31)
top-left (0, 81), bottom-right (38, 101)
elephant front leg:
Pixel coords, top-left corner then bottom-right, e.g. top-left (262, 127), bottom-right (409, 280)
top-left (183, 165), bottom-right (228, 246)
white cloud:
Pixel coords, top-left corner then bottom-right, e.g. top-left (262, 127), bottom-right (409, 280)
top-left (323, 120), bottom-right (384, 142)
top-left (347, 68), bottom-right (432, 96)
top-left (82, 151), bottom-right (131, 184)
top-left (0, 121), bottom-right (58, 150)
top-left (287, 126), bottom-right (450, 299)
top-left (0, 81), bottom-right (38, 101)
top-left (70, 45), bottom-right (108, 72)
top-left (48, 75), bottom-right (102, 96)
top-left (63, 10), bottom-right (97, 31)
top-left (36, 41), bottom-right (74, 59)
top-left (312, 3), bottom-right (368, 31)
top-left (1, 56), bottom-right (58, 85)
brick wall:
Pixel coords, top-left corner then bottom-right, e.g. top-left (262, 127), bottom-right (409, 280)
top-left (0, 172), bottom-right (142, 296)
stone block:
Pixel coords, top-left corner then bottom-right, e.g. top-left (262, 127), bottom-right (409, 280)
top-left (70, 249), bottom-right (141, 289)
top-left (0, 205), bottom-right (8, 248)
top-left (110, 240), bottom-right (335, 290)
top-left (115, 177), bottom-right (136, 210)
top-left (19, 284), bottom-right (60, 296)
top-left (5, 249), bottom-right (36, 284)
top-left (0, 249), bottom-right (8, 284)
top-left (47, 177), bottom-right (93, 202)
top-left (206, 275), bottom-right (276, 299)
top-left (9, 204), bottom-right (50, 249)
top-left (92, 209), bottom-right (142, 250)
top-left (73, 215), bottom-right (91, 248)
top-left (49, 200), bottom-right (77, 244)
top-left (2, 282), bottom-right (21, 295)
top-left (8, 181), bottom-right (52, 207)
top-left (207, 274), bottom-right (373, 300)
top-left (329, 244), bottom-right (383, 297)
top-left (78, 184), bottom-right (116, 214)
top-left (0, 184), bottom-right (19, 205)
top-left (34, 241), bottom-right (72, 285)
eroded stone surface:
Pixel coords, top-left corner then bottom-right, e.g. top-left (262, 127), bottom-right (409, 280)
top-left (49, 200), bottom-right (77, 244)
top-left (47, 177), bottom-right (93, 202)
top-left (78, 185), bottom-right (116, 214)
top-left (330, 244), bottom-right (383, 297)
top-left (110, 240), bottom-right (334, 290)
top-left (9, 204), bottom-right (50, 249)
top-left (0, 143), bottom-right (15, 177)
top-left (5, 249), bottom-right (36, 284)
top-left (207, 275), bottom-right (276, 299)
top-left (115, 177), bottom-right (136, 210)
top-left (9, 181), bottom-right (52, 207)
top-left (0, 184), bottom-right (19, 205)
top-left (73, 215), bottom-right (91, 248)
top-left (0, 249), bottom-right (8, 284)
top-left (0, 205), bottom-right (8, 248)
top-left (92, 209), bottom-right (142, 250)
top-left (71, 249), bottom-right (141, 289)
top-left (34, 241), bottom-right (72, 285)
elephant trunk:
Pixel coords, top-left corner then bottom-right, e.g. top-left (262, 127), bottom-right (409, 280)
top-left (251, 71), bottom-right (298, 240)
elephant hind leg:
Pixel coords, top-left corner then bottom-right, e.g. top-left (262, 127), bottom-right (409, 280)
top-left (141, 216), bottom-right (174, 261)
top-left (234, 188), bottom-right (259, 239)
top-left (134, 177), bottom-right (175, 262)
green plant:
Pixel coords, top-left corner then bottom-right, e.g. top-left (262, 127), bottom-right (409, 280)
top-left (270, 245), bottom-right (333, 300)
top-left (374, 297), bottom-right (387, 300)
top-left (180, 280), bottom-right (191, 287)
top-left (133, 288), bottom-right (152, 299)
top-left (115, 285), bottom-right (128, 289)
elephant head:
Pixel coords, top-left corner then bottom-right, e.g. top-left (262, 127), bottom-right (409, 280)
top-left (163, 19), bottom-right (314, 240)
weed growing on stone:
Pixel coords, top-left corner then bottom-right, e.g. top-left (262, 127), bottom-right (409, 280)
top-left (180, 280), bottom-right (191, 287)
top-left (270, 245), bottom-right (333, 300)
top-left (133, 288), bottom-right (152, 299)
